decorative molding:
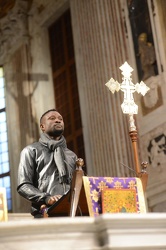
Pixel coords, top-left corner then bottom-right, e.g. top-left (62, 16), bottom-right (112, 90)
top-left (1, 214), bottom-right (166, 249)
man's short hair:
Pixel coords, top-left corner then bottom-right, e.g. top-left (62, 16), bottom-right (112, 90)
top-left (40, 109), bottom-right (57, 123)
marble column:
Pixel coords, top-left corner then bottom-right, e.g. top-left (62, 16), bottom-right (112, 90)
top-left (70, 0), bottom-right (136, 177)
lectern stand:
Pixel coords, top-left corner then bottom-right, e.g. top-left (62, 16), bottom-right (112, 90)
top-left (47, 158), bottom-right (89, 217)
top-left (44, 158), bottom-right (148, 217)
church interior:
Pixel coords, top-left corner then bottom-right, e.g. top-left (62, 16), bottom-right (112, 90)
top-left (0, 0), bottom-right (166, 249)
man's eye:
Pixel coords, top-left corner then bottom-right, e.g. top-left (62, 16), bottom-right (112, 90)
top-left (57, 116), bottom-right (63, 121)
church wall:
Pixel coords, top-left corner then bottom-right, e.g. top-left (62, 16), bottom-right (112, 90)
top-left (18, 0), bottom-right (136, 180)
top-left (133, 0), bottom-right (166, 212)
top-left (0, 0), bottom-right (165, 213)
top-left (1, 0), bottom-right (57, 212)
top-left (4, 44), bottom-right (38, 213)
top-left (70, 0), bottom-right (135, 177)
top-left (14, 0), bottom-right (135, 212)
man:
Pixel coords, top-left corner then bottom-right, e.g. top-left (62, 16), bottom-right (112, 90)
top-left (17, 109), bottom-right (77, 217)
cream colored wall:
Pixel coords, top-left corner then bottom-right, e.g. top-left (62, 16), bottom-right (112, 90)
top-left (70, 0), bottom-right (135, 177)
top-left (4, 27), bottom-right (55, 212)
top-left (2, 0), bottom-right (59, 212)
top-left (1, 0), bottom-right (166, 213)
top-left (70, 0), bottom-right (166, 212)
top-left (131, 0), bottom-right (166, 212)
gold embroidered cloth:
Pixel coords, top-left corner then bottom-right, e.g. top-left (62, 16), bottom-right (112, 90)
top-left (102, 189), bottom-right (137, 213)
top-left (83, 177), bottom-right (146, 217)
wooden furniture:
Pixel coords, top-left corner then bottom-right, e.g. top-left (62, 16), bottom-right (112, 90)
top-left (45, 158), bottom-right (148, 217)
top-left (47, 158), bottom-right (89, 217)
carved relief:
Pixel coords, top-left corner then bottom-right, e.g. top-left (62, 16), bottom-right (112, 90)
top-left (0, 0), bottom-right (30, 63)
top-left (147, 133), bottom-right (166, 172)
top-left (140, 75), bottom-right (163, 116)
top-left (140, 123), bottom-right (166, 212)
top-left (140, 124), bottom-right (166, 175)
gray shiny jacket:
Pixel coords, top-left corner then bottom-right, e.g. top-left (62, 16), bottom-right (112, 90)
top-left (17, 141), bottom-right (77, 215)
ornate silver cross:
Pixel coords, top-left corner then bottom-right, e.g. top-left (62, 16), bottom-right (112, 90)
top-left (105, 61), bottom-right (150, 116)
top-left (105, 62), bottom-right (150, 175)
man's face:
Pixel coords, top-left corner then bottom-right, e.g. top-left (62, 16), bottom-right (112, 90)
top-left (40, 111), bottom-right (64, 138)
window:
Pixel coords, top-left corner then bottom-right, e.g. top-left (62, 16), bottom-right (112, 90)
top-left (0, 67), bottom-right (11, 211)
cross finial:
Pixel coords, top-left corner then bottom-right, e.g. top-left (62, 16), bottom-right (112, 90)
top-left (105, 62), bottom-right (150, 175)
top-left (105, 61), bottom-right (150, 115)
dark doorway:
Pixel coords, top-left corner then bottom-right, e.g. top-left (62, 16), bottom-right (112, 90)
top-left (48, 9), bottom-right (86, 169)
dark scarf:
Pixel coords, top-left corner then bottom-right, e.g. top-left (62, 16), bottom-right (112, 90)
top-left (39, 133), bottom-right (70, 184)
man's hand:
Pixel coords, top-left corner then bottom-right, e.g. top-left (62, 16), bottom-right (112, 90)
top-left (47, 195), bottom-right (62, 205)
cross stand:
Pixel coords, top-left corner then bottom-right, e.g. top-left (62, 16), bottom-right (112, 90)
top-left (129, 129), bottom-right (140, 174)
top-left (105, 62), bottom-right (149, 191)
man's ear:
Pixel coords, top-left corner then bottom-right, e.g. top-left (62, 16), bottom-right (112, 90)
top-left (40, 123), bottom-right (44, 131)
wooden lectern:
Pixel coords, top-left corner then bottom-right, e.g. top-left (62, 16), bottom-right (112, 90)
top-left (44, 158), bottom-right (148, 217)
top-left (47, 158), bottom-right (89, 217)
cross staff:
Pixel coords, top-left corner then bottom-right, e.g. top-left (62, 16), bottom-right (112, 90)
top-left (105, 61), bottom-right (150, 176)
top-left (105, 62), bottom-right (149, 119)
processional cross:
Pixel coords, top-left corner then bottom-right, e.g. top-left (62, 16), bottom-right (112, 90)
top-left (105, 62), bottom-right (149, 178)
